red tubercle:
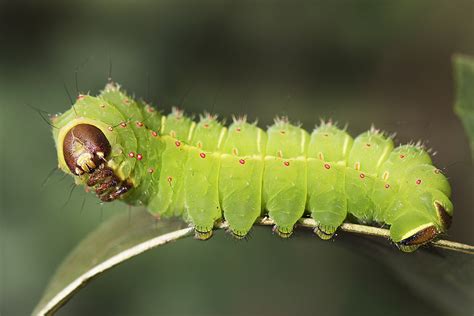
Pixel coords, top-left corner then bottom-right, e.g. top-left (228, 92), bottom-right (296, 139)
top-left (137, 154), bottom-right (143, 161)
top-left (359, 173), bottom-right (365, 179)
top-left (136, 121), bottom-right (144, 127)
top-left (151, 131), bottom-right (158, 137)
top-left (107, 126), bottom-right (113, 131)
top-left (120, 122), bottom-right (127, 128)
top-left (146, 106), bottom-right (155, 113)
top-left (236, 127), bottom-right (241, 132)
top-left (399, 154), bottom-right (405, 159)
top-left (148, 168), bottom-right (154, 174)
top-left (324, 163), bottom-right (331, 169)
top-left (239, 159), bottom-right (245, 165)
top-left (200, 153), bottom-right (206, 159)
top-left (175, 141), bottom-right (181, 147)
top-left (283, 161), bottom-right (290, 167)
top-left (128, 152), bottom-right (135, 158)
top-left (77, 94), bottom-right (85, 100)
top-left (384, 183), bottom-right (390, 189)
top-left (416, 179), bottom-right (422, 185)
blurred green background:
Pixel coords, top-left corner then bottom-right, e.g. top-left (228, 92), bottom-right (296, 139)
top-left (1, 1), bottom-right (473, 315)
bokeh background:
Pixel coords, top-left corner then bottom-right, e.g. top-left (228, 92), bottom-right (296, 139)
top-left (1, 1), bottom-right (473, 315)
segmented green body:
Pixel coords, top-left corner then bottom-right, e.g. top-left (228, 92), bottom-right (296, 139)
top-left (52, 84), bottom-right (453, 252)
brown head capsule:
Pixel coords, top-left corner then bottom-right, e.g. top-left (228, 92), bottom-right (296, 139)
top-left (63, 124), bottom-right (111, 175)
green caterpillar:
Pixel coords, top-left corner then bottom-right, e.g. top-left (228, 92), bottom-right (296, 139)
top-left (52, 82), bottom-right (453, 252)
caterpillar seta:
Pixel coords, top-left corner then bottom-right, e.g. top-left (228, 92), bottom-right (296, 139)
top-left (51, 82), bottom-right (453, 252)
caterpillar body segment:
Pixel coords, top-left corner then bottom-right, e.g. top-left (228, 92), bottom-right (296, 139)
top-left (52, 84), bottom-right (453, 252)
top-left (345, 129), bottom-right (395, 224)
top-left (219, 121), bottom-right (266, 239)
top-left (263, 120), bottom-right (309, 237)
top-left (149, 108), bottom-right (195, 217)
top-left (307, 123), bottom-right (353, 239)
top-left (100, 84), bottom-right (156, 204)
top-left (183, 116), bottom-right (226, 239)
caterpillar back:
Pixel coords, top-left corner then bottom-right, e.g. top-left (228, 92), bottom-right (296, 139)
top-left (51, 83), bottom-right (453, 252)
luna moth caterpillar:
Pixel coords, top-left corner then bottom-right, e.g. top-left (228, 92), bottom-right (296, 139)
top-left (52, 82), bottom-right (453, 252)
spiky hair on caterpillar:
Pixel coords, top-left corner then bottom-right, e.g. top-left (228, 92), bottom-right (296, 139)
top-left (51, 82), bottom-right (453, 252)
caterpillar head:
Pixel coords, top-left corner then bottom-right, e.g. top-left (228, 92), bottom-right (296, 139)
top-left (62, 124), bottom-right (111, 176)
top-left (52, 93), bottom-right (139, 202)
top-left (56, 120), bottom-right (132, 202)
top-left (59, 122), bottom-right (131, 202)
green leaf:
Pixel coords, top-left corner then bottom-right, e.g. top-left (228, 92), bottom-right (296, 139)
top-left (32, 210), bottom-right (192, 316)
top-left (347, 235), bottom-right (474, 314)
top-left (453, 54), bottom-right (474, 158)
top-left (33, 210), bottom-right (473, 315)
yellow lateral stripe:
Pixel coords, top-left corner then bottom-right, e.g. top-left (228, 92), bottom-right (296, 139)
top-left (187, 122), bottom-right (196, 142)
top-left (217, 127), bottom-right (227, 149)
top-left (257, 128), bottom-right (263, 153)
top-left (160, 116), bottom-right (166, 133)
top-left (264, 155), bottom-right (307, 161)
top-left (300, 129), bottom-right (306, 154)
